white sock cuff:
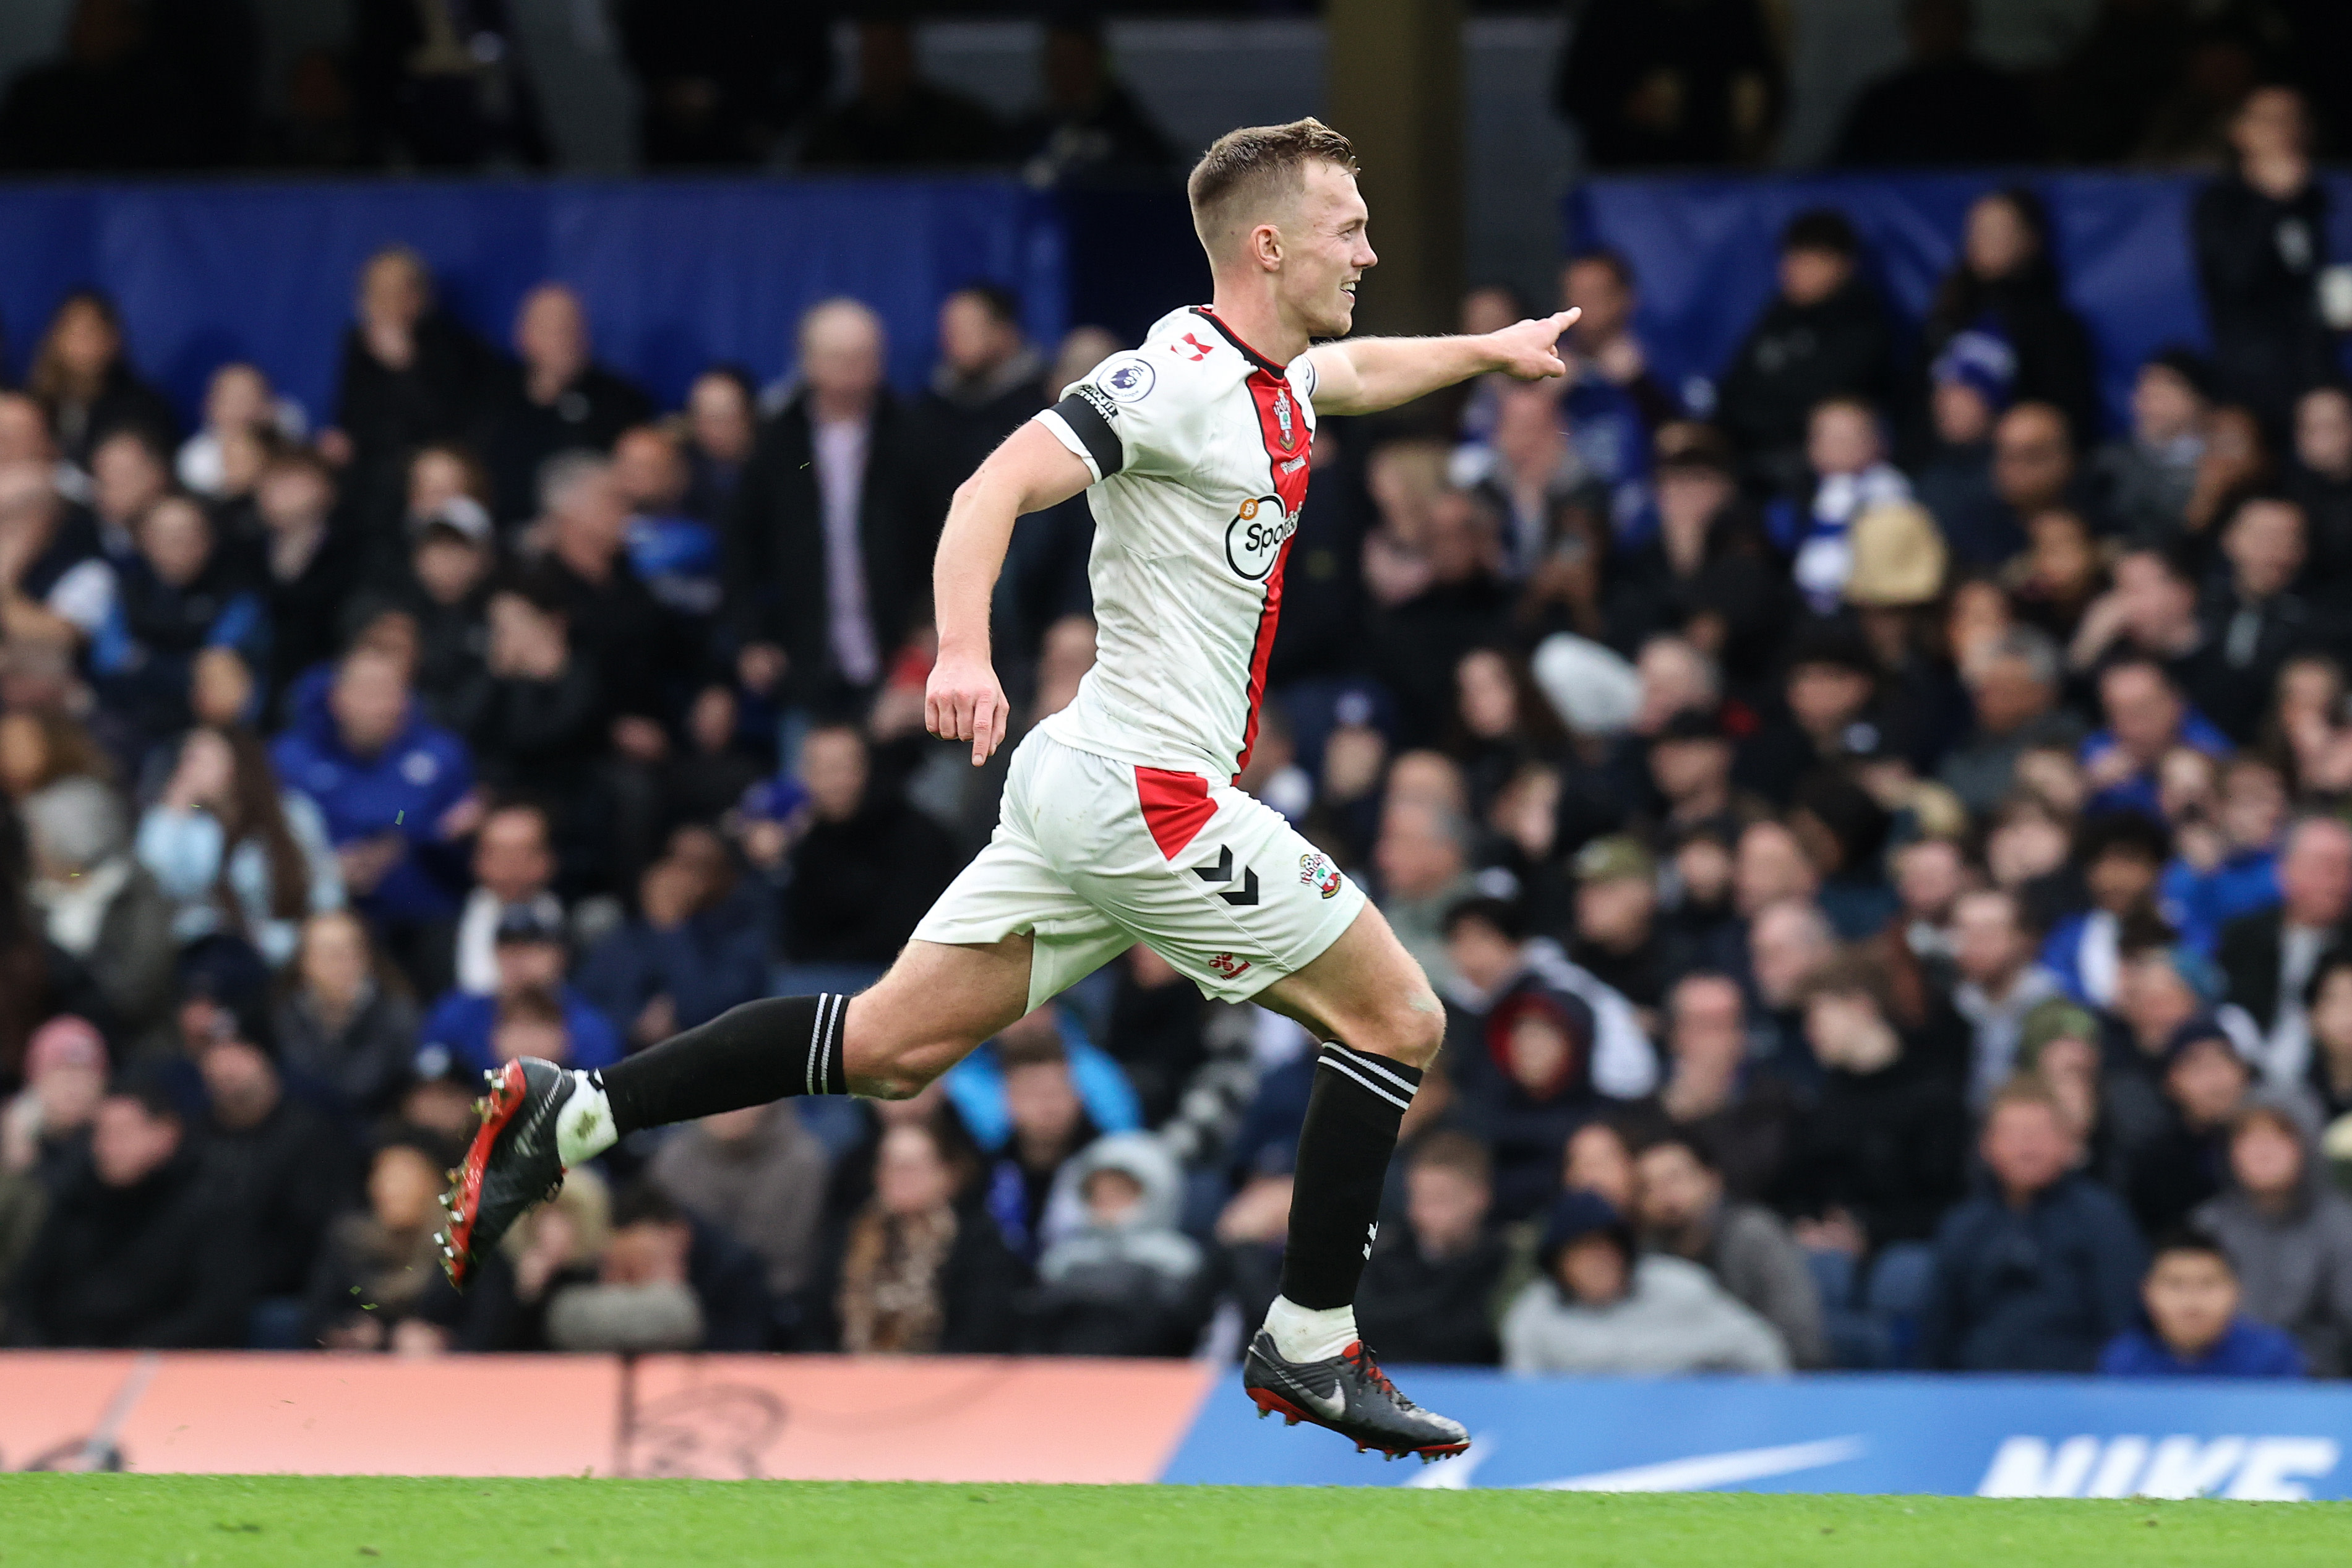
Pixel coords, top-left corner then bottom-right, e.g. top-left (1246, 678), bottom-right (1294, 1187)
top-left (554, 1074), bottom-right (617, 1167)
top-left (1264, 1295), bottom-right (1358, 1362)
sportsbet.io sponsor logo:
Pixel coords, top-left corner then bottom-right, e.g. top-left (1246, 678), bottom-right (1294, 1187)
top-left (1225, 494), bottom-right (1296, 580)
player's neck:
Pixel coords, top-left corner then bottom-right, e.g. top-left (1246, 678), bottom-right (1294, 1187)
top-left (1205, 286), bottom-right (1308, 366)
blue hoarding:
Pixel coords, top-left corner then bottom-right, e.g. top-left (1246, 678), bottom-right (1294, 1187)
top-left (1164, 1371), bottom-right (2352, 1499)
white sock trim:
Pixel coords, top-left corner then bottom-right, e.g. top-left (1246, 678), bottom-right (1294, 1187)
top-left (554, 1074), bottom-right (616, 1167)
top-left (1264, 1295), bottom-right (1358, 1362)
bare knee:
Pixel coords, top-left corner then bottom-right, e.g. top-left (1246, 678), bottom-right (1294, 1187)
top-left (1349, 983), bottom-right (1446, 1071)
top-left (841, 982), bottom-right (996, 1099)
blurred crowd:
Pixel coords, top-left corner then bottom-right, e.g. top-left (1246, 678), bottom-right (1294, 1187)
top-left (8, 1), bottom-right (2352, 179)
top-left (8, 80), bottom-right (2352, 1381)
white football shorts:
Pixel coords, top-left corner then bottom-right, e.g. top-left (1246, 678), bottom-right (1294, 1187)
top-left (912, 730), bottom-right (1367, 1010)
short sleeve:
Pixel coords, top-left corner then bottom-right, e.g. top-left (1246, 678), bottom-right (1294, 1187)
top-left (1033, 350), bottom-right (1187, 484)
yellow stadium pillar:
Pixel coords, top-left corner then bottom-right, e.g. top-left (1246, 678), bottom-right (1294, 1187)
top-left (1324, 0), bottom-right (1465, 338)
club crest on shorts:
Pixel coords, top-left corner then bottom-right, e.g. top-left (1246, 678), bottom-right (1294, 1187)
top-left (1208, 952), bottom-right (1251, 980)
top-left (1299, 850), bottom-right (1343, 899)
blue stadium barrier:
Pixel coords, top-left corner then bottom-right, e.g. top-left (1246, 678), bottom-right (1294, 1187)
top-left (1163, 1370), bottom-right (2352, 1496)
top-left (0, 178), bottom-right (1070, 430)
top-left (1564, 171), bottom-right (2352, 437)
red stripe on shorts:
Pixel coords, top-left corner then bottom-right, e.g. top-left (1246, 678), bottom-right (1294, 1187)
top-left (1135, 766), bottom-right (1217, 860)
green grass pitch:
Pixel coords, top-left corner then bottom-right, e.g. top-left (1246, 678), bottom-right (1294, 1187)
top-left (3, 1477), bottom-right (2347, 1566)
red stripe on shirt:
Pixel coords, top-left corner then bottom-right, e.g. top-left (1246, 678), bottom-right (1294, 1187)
top-left (1234, 367), bottom-right (1311, 778)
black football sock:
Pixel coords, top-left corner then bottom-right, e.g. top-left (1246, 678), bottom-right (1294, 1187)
top-left (1277, 1041), bottom-right (1423, 1311)
top-left (597, 993), bottom-right (850, 1137)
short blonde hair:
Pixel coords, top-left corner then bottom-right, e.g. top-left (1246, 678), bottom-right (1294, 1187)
top-left (1187, 118), bottom-right (1359, 253)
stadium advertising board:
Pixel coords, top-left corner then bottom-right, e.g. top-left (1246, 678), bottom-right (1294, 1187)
top-left (6, 1356), bottom-right (2348, 1496)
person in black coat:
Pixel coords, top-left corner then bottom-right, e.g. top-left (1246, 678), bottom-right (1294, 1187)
top-left (252, 448), bottom-right (366, 706)
top-left (1831, 0), bottom-right (2045, 167)
top-left (1920, 1079), bottom-right (2147, 1372)
top-left (473, 285), bottom-right (653, 527)
top-left (1357, 1130), bottom-right (1508, 1365)
top-left (1553, 0), bottom-right (1781, 169)
top-left (2191, 87), bottom-right (2339, 434)
top-left (1916, 189), bottom-right (2099, 450)
top-left (1005, 19), bottom-right (1176, 187)
top-left (779, 724), bottom-right (959, 966)
top-left (2124, 1019), bottom-right (2257, 1237)
top-left (912, 285), bottom-right (1049, 521)
top-left (1456, 975), bottom-right (1605, 1221)
top-left (1715, 210), bottom-right (1892, 497)
top-left (192, 1008), bottom-right (350, 1308)
top-left (1772, 950), bottom-right (1968, 1257)
top-left (7, 1081), bottom-right (252, 1348)
top-left (723, 300), bottom-right (937, 718)
top-left (332, 248), bottom-right (498, 525)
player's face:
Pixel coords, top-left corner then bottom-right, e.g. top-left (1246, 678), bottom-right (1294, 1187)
top-left (1281, 163), bottom-right (1375, 338)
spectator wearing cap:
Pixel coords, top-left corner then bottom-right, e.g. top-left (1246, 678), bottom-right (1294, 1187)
top-left (2079, 656), bottom-right (2231, 820)
top-left (2192, 1098), bottom-right (2352, 1373)
top-left (7, 1079), bottom-right (251, 1348)
top-left (2040, 813), bottom-right (2186, 1009)
top-left (419, 901), bottom-right (622, 1076)
top-left (190, 1000), bottom-right (348, 1339)
top-left (2093, 349), bottom-right (2212, 539)
top-left (1949, 888), bottom-right (2064, 1110)
top-left (1775, 949), bottom-right (1968, 1272)
top-left (1715, 210), bottom-right (1891, 499)
top-left (272, 646), bottom-right (478, 955)
top-left (1920, 1077), bottom-right (2146, 1373)
top-left (1501, 1190), bottom-right (1790, 1373)
top-left (1635, 1129), bottom-right (1825, 1366)
top-left (2125, 1017), bottom-right (2276, 1236)
top-left (1939, 626), bottom-right (2084, 816)
top-left (1644, 707), bottom-right (1760, 857)
top-left (273, 910), bottom-right (421, 1121)
top-left (1568, 835), bottom-right (1671, 1017)
top-left (1787, 399), bottom-right (1912, 615)
top-left (2218, 815), bottom-right (2352, 1090)
top-left (1354, 1130), bottom-right (1507, 1365)
top-left (2098, 1230), bottom-right (2306, 1379)
top-left (23, 777), bottom-right (176, 1061)
top-left (2015, 996), bottom-right (2166, 1189)
top-left (1912, 330), bottom-right (2010, 543)
top-left (1839, 500), bottom-right (1947, 636)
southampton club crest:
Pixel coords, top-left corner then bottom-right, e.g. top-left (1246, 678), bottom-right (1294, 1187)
top-left (1299, 851), bottom-right (1343, 899)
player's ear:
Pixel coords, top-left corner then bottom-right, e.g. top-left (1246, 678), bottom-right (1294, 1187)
top-left (1250, 221), bottom-right (1283, 272)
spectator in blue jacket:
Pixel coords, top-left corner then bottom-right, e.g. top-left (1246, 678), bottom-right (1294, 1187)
top-left (578, 825), bottom-right (769, 1053)
top-left (1921, 1077), bottom-right (2147, 1372)
top-left (2079, 655), bottom-right (2231, 820)
top-left (420, 902), bottom-right (621, 1074)
top-left (2041, 812), bottom-right (2205, 1008)
top-left (272, 645), bottom-right (476, 989)
top-left (2099, 1230), bottom-right (2306, 1377)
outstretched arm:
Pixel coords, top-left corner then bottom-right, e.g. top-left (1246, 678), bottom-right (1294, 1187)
top-left (1306, 309), bottom-right (1581, 416)
top-left (925, 421), bottom-right (1096, 765)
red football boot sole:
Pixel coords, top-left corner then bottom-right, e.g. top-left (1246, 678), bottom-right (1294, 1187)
top-left (438, 1061), bottom-right (530, 1287)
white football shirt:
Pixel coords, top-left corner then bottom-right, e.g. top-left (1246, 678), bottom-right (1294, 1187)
top-left (1033, 305), bottom-right (1318, 782)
